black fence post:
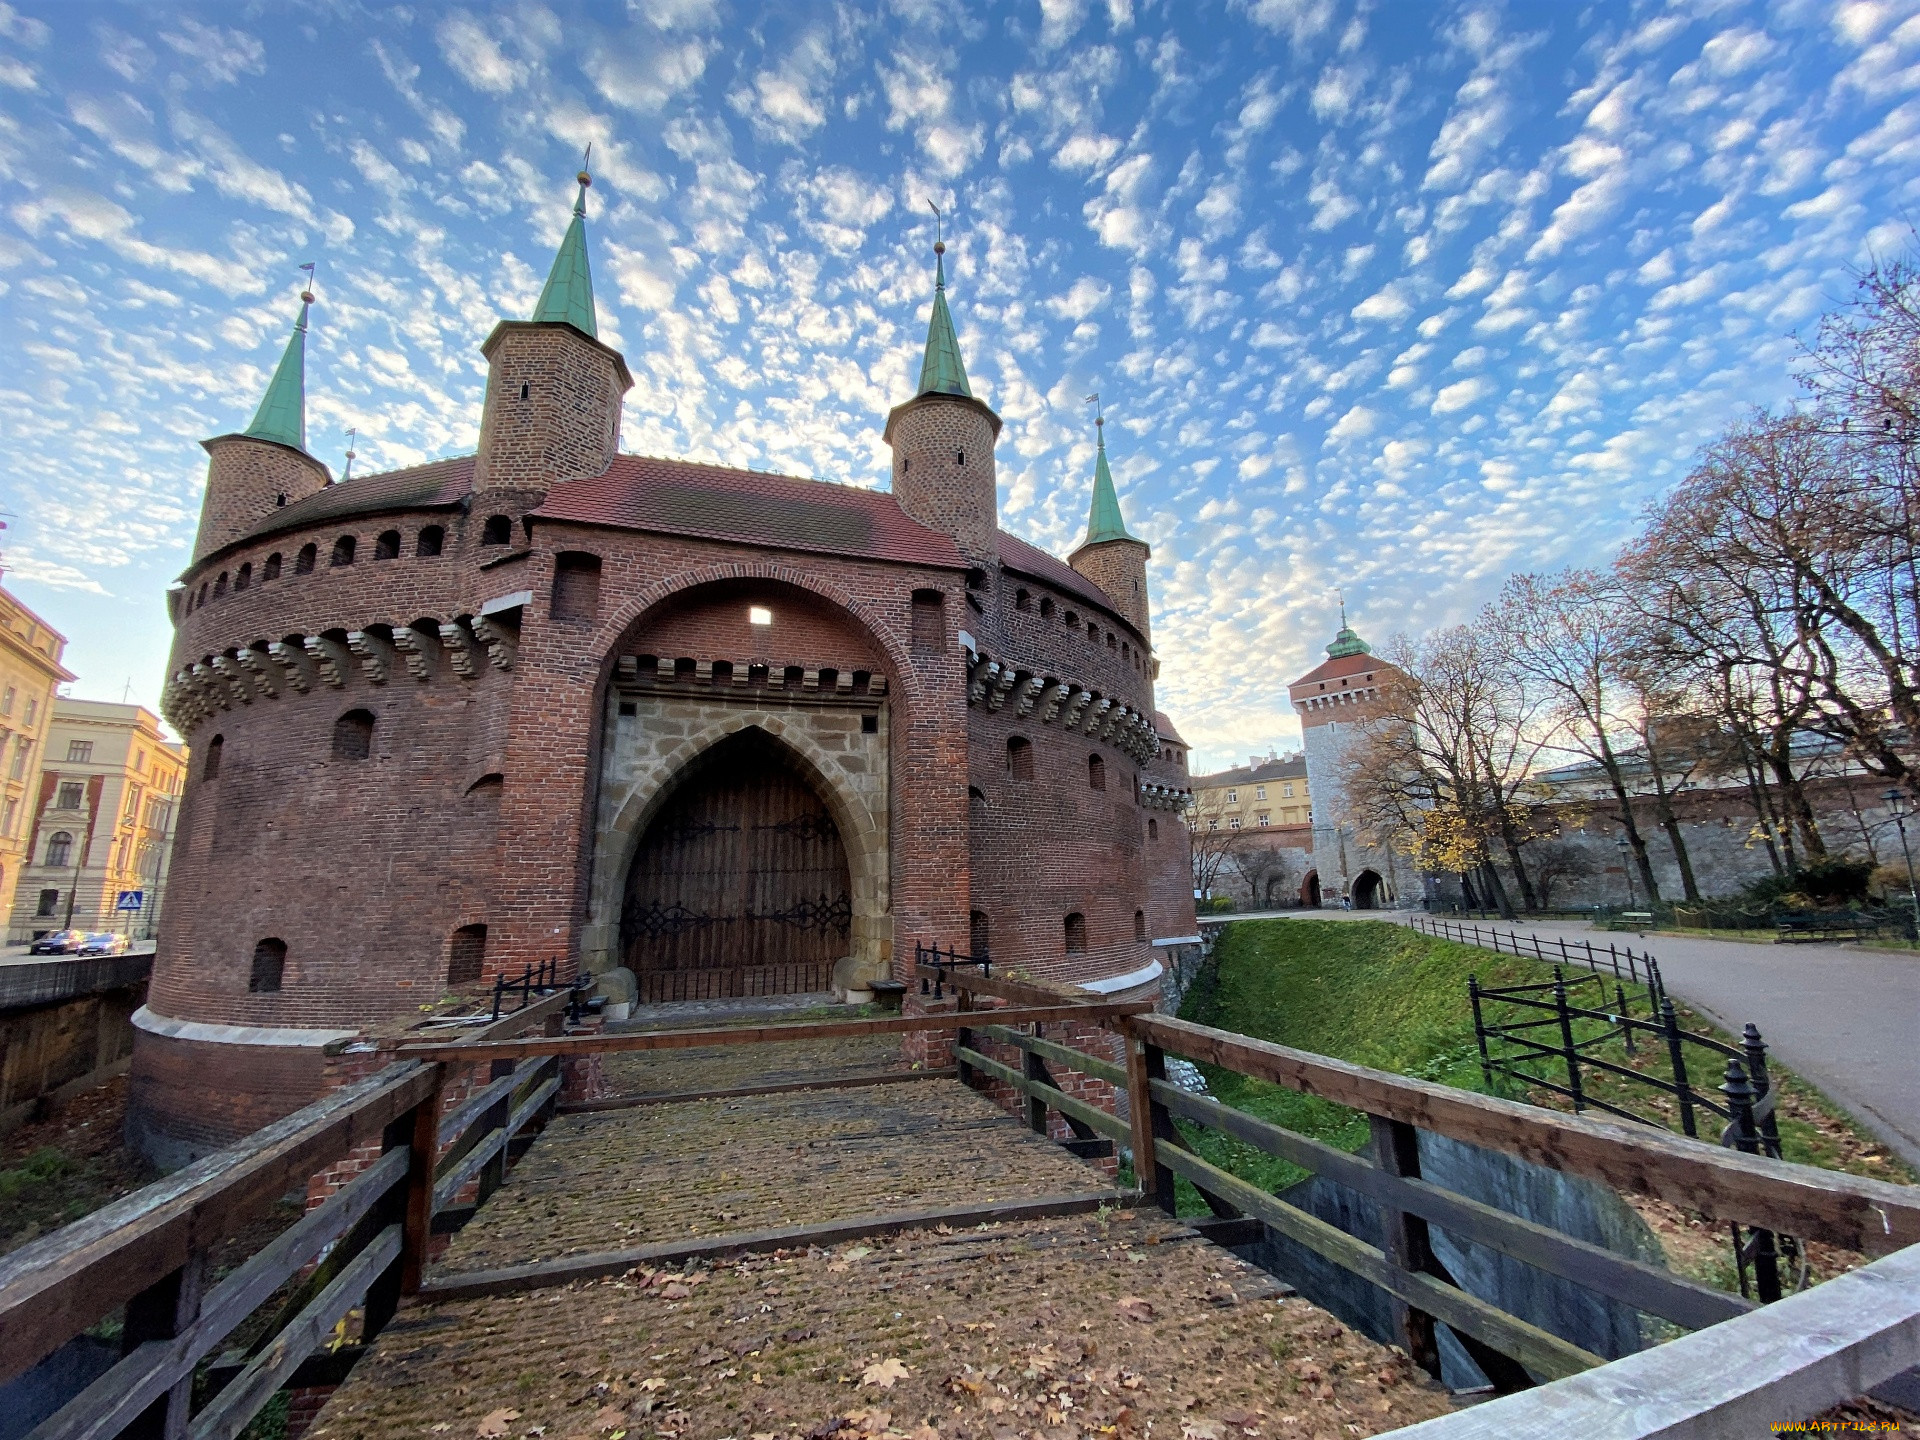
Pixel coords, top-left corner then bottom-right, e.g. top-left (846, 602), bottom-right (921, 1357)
top-left (1721, 1058), bottom-right (1781, 1303)
top-left (1742, 1023), bottom-right (1783, 1159)
top-left (1616, 982), bottom-right (1637, 1055)
top-left (1553, 967), bottom-right (1585, 1113)
top-left (1468, 975), bottom-right (1493, 1089)
top-left (1662, 997), bottom-right (1697, 1138)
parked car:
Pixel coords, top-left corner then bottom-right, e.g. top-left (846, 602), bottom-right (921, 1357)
top-left (78, 932), bottom-right (130, 956)
top-left (28, 930), bottom-right (85, 955)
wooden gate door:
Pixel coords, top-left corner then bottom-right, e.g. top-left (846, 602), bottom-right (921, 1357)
top-left (620, 731), bottom-right (853, 1002)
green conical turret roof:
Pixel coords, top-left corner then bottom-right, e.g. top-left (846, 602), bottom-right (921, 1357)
top-left (916, 245), bottom-right (972, 398)
top-left (1083, 417), bottom-right (1134, 545)
top-left (242, 293), bottom-right (312, 451)
top-left (530, 172), bottom-right (598, 338)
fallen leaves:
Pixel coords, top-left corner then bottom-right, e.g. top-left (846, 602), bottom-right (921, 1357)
top-left (1117, 1295), bottom-right (1155, 1322)
top-left (859, 1357), bottom-right (910, 1389)
top-left (475, 1410), bottom-right (520, 1439)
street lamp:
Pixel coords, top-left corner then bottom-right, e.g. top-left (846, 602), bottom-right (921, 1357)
top-left (1616, 837), bottom-right (1636, 910)
top-left (1882, 789), bottom-right (1920, 942)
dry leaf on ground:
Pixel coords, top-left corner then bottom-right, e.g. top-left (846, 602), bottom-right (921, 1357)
top-left (860, 1358), bottom-right (911, 1389)
top-left (475, 1410), bottom-right (520, 1439)
top-left (1117, 1296), bottom-right (1155, 1322)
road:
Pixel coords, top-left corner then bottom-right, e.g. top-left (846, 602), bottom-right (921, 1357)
top-left (1209, 909), bottom-right (1920, 1172)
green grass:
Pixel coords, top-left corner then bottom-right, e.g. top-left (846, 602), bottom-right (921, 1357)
top-left (1166, 919), bottom-right (1911, 1215)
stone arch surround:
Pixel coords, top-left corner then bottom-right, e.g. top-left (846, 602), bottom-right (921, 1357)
top-left (582, 702), bottom-right (891, 989)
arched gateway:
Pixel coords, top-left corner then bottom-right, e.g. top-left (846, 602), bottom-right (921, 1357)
top-left (620, 729), bottom-right (854, 1002)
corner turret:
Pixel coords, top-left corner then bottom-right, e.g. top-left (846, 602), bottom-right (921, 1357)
top-left (192, 289), bottom-right (332, 562)
top-left (1068, 407), bottom-right (1152, 646)
top-left (883, 232), bottom-right (1002, 566)
top-left (472, 164), bottom-right (633, 496)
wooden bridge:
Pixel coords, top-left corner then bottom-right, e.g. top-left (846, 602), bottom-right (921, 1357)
top-left (3, 964), bottom-right (1919, 1440)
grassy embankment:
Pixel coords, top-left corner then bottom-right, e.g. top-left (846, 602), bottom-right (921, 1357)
top-left (1167, 919), bottom-right (1912, 1220)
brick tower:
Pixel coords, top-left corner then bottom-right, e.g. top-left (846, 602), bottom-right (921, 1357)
top-left (883, 240), bottom-right (1003, 566)
top-left (472, 166), bottom-right (633, 496)
top-left (192, 292), bottom-right (331, 561)
top-left (1068, 410), bottom-right (1151, 648)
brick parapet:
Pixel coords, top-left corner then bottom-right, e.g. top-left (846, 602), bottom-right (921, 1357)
top-left (885, 395), bottom-right (1000, 565)
top-left (1068, 538), bottom-right (1153, 652)
top-left (473, 324), bottom-right (627, 493)
top-left (192, 436), bottom-right (332, 563)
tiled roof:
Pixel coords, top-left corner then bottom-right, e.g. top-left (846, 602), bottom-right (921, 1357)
top-left (534, 456), bottom-right (965, 569)
top-left (233, 455), bottom-right (477, 546)
top-left (1288, 651), bottom-right (1382, 691)
top-left (1152, 710), bottom-right (1186, 744)
top-left (1192, 756), bottom-right (1307, 788)
top-left (995, 531), bottom-right (1128, 622)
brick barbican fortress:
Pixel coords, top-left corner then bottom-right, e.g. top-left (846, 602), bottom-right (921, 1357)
top-left (136, 168), bottom-right (1198, 1165)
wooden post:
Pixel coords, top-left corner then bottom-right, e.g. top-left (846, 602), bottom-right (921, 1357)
top-left (1122, 1028), bottom-right (1158, 1204)
top-left (362, 1099), bottom-right (418, 1339)
top-left (1369, 1114), bottom-right (1442, 1382)
top-left (477, 1058), bottom-right (514, 1206)
top-left (121, 1252), bottom-right (206, 1440)
top-left (1023, 1026), bottom-right (1049, 1135)
top-left (955, 985), bottom-right (974, 1087)
top-left (401, 1064), bottom-right (443, 1296)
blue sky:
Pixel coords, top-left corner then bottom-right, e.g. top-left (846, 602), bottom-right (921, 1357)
top-left (1, 0), bottom-right (1916, 774)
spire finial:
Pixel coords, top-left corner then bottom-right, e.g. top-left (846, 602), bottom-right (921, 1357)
top-left (1081, 392), bottom-right (1134, 546)
top-left (531, 159), bottom-right (599, 337)
top-left (1339, 589), bottom-right (1347, 630)
top-left (914, 201), bottom-right (971, 398)
top-left (1326, 594), bottom-right (1371, 658)
top-left (1086, 392), bottom-right (1104, 448)
top-left (342, 426), bottom-right (358, 482)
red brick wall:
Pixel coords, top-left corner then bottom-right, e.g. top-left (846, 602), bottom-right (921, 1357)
top-left (1069, 539), bottom-right (1153, 650)
top-left (192, 437), bottom-right (331, 563)
top-left (886, 396), bottom-right (1000, 565)
top-left (473, 324), bottom-right (627, 493)
top-left (126, 1027), bottom-right (326, 1166)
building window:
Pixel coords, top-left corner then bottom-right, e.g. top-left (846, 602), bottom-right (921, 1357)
top-left (1007, 735), bottom-right (1034, 782)
top-left (295, 543), bottom-right (317, 575)
top-left (1228, 817), bottom-right (1242, 830)
top-left (1255, 786), bottom-right (1266, 801)
top-left (1134, 909), bottom-right (1146, 942)
top-left (1039, 597), bottom-right (1055, 619)
top-left (66, 740), bottom-right (93, 763)
top-left (910, 589), bottom-right (945, 652)
top-left (2, 797), bottom-right (15, 835)
top-left (57, 781), bottom-right (83, 810)
top-left (1088, 753), bottom-right (1106, 791)
top-left (8, 739), bottom-right (28, 781)
top-left (249, 939), bottom-right (287, 993)
top-left (1226, 789), bottom-right (1237, 804)
top-left (36, 888), bottom-right (57, 916)
top-left (263, 552), bottom-right (282, 581)
top-left (46, 831), bottom-right (72, 867)
top-left (204, 734), bottom-right (224, 780)
top-left (552, 552), bottom-right (603, 622)
top-left (0, 686), bottom-right (12, 715)
top-left (1064, 912), bottom-right (1087, 954)
top-left (481, 515), bottom-right (512, 545)
top-left (448, 924), bottom-right (487, 985)
top-left (333, 709), bottom-right (375, 761)
top-left (1148, 817), bottom-right (1158, 841)
top-left (969, 910), bottom-right (990, 959)
top-left (417, 526), bottom-right (445, 557)
top-left (1257, 813), bottom-right (1270, 826)
top-left (134, 749), bottom-right (145, 773)
top-left (1014, 589), bottom-right (1031, 612)
top-left (374, 530), bottom-right (402, 560)
top-left (213, 572), bottom-right (228, 599)
top-left (234, 562), bottom-right (252, 592)
top-left (331, 535), bottom-right (356, 567)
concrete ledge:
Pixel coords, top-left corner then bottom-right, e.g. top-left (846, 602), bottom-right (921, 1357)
top-left (1079, 959), bottom-right (1164, 995)
top-left (131, 1005), bottom-right (358, 1049)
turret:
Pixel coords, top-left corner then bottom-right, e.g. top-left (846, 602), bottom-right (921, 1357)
top-left (472, 164), bottom-right (633, 495)
top-left (1068, 409), bottom-right (1152, 646)
top-left (883, 237), bottom-right (1002, 566)
top-left (192, 291), bottom-right (331, 562)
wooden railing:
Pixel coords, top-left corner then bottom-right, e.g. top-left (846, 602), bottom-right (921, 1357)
top-left (0, 989), bottom-right (572, 1440)
top-left (920, 960), bottom-right (1920, 1427)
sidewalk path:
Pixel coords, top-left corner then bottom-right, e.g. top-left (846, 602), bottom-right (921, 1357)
top-left (1227, 910), bottom-right (1920, 1172)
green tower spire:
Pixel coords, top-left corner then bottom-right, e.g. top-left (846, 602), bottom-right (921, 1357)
top-left (242, 290), bottom-right (313, 451)
top-left (1326, 596), bottom-right (1371, 658)
top-left (1083, 412), bottom-right (1134, 545)
top-left (916, 241), bottom-right (972, 398)
top-left (530, 167), bottom-right (598, 338)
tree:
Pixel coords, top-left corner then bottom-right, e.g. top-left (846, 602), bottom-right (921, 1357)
top-left (1227, 839), bottom-right (1294, 909)
top-left (1188, 794), bottom-right (1250, 900)
top-left (1338, 627), bottom-right (1555, 918)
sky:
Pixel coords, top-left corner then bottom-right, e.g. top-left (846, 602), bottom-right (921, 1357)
top-left (0, 0), bottom-right (1916, 775)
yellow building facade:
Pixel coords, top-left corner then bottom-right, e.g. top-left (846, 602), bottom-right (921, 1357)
top-left (0, 586), bottom-right (75, 929)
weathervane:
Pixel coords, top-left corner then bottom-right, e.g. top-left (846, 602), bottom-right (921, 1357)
top-left (343, 427), bottom-right (357, 482)
top-left (298, 260), bottom-right (316, 305)
top-left (1085, 391), bottom-right (1104, 441)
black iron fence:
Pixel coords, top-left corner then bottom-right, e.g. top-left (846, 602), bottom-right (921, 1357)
top-left (914, 940), bottom-right (989, 1000)
top-left (1411, 914), bottom-right (1668, 1000)
top-left (490, 959), bottom-right (591, 1022)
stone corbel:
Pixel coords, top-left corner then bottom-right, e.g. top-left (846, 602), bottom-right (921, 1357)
top-left (347, 629), bottom-right (396, 686)
top-left (1040, 682), bottom-right (1071, 724)
top-left (235, 647), bottom-right (279, 699)
top-left (1016, 675), bottom-right (1047, 717)
top-left (394, 626), bottom-right (442, 682)
top-left (835, 670), bottom-right (855, 695)
top-left (472, 615), bottom-right (518, 672)
top-left (190, 661), bottom-right (232, 711)
top-left (1087, 698), bottom-right (1115, 737)
top-left (616, 656), bottom-right (639, 685)
top-left (209, 654), bottom-right (254, 705)
top-left (801, 667), bottom-right (821, 691)
top-left (695, 659), bottom-right (714, 683)
top-left (266, 642), bottom-right (314, 694)
top-left (732, 659), bottom-right (752, 686)
top-left (303, 635), bottom-right (352, 689)
top-left (655, 656), bottom-right (676, 682)
top-left (967, 655), bottom-right (996, 705)
top-left (986, 666), bottom-right (1019, 712)
top-left (1062, 689), bottom-right (1094, 729)
top-left (439, 621), bottom-right (481, 679)
top-left (867, 674), bottom-right (888, 696)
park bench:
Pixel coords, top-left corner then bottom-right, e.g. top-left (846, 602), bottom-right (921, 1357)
top-left (1774, 913), bottom-right (1883, 944)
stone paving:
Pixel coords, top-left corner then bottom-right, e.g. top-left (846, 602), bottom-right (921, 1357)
top-left (314, 1037), bottom-right (1456, 1440)
top-left (598, 1034), bottom-right (914, 1097)
top-left (433, 1079), bottom-right (1108, 1276)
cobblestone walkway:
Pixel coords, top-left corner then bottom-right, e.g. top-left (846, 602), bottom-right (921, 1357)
top-left (313, 1038), bottom-right (1455, 1440)
top-left (598, 1034), bottom-right (913, 1097)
